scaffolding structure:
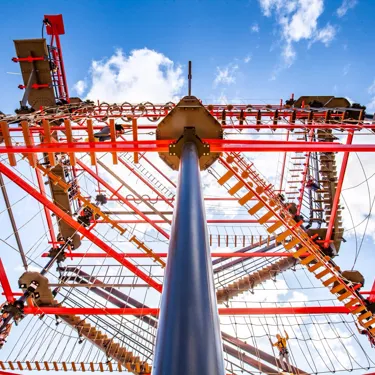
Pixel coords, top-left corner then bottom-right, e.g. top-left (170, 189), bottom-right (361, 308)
top-left (0, 13), bottom-right (375, 375)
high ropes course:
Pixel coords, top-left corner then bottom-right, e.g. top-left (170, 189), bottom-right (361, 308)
top-left (0, 13), bottom-right (375, 375)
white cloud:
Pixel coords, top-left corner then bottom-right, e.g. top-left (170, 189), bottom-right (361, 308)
top-left (251, 23), bottom-right (260, 33)
top-left (82, 48), bottom-right (184, 103)
top-left (368, 80), bottom-right (375, 95)
top-left (257, 0), bottom-right (336, 67)
top-left (336, 0), bottom-right (358, 17)
top-left (214, 63), bottom-right (239, 86)
top-left (367, 97), bottom-right (375, 111)
top-left (367, 79), bottom-right (375, 111)
top-left (244, 55), bottom-right (252, 63)
top-left (342, 63), bottom-right (351, 76)
top-left (313, 23), bottom-right (336, 46)
top-left (72, 80), bottom-right (87, 95)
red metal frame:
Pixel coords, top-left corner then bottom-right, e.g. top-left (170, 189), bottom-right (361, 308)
top-left (22, 306), bottom-right (352, 315)
top-left (0, 162), bottom-right (162, 293)
top-left (2, 139), bottom-right (375, 154)
top-left (41, 252), bottom-right (302, 258)
top-left (368, 279), bottom-right (375, 303)
top-left (76, 160), bottom-right (170, 239)
top-left (96, 219), bottom-right (277, 224)
top-left (44, 14), bottom-right (70, 103)
top-left (0, 259), bottom-right (15, 303)
top-left (6, 122), bottom-right (375, 132)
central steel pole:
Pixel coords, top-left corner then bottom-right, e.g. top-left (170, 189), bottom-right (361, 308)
top-left (153, 142), bottom-right (225, 375)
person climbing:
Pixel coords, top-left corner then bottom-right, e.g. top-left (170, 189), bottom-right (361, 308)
top-left (77, 206), bottom-right (93, 227)
top-left (95, 193), bottom-right (108, 205)
top-left (93, 124), bottom-right (125, 142)
top-left (0, 323), bottom-right (12, 349)
top-left (355, 321), bottom-right (375, 348)
top-left (272, 330), bottom-right (292, 372)
top-left (305, 177), bottom-right (320, 192)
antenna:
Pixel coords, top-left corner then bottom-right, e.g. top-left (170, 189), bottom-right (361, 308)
top-left (188, 61), bottom-right (192, 96)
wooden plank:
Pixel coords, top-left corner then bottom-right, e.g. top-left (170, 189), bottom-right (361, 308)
top-left (1, 121), bottom-right (17, 166)
top-left (109, 119), bottom-right (118, 164)
top-left (228, 181), bottom-right (244, 195)
top-left (238, 191), bottom-right (254, 205)
top-left (86, 119), bottom-right (96, 166)
top-left (132, 118), bottom-right (139, 164)
top-left (21, 121), bottom-right (36, 167)
top-left (42, 119), bottom-right (56, 166)
top-left (218, 170), bottom-right (234, 185)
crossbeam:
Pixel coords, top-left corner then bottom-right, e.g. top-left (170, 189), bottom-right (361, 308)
top-left (22, 306), bottom-right (351, 315)
top-left (2, 139), bottom-right (375, 154)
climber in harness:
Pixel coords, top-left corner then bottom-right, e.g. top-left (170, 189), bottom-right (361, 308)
top-left (355, 321), bottom-right (375, 348)
top-left (0, 323), bottom-right (12, 349)
top-left (305, 177), bottom-right (320, 192)
top-left (93, 123), bottom-right (125, 142)
top-left (273, 330), bottom-right (292, 372)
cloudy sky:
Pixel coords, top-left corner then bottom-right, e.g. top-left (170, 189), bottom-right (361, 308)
top-left (1, 0), bottom-right (375, 113)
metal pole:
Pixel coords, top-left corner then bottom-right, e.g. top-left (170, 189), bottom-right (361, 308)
top-left (153, 142), bottom-right (225, 375)
top-left (0, 173), bottom-right (28, 270)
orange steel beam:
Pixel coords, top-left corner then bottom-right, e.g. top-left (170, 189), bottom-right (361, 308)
top-left (0, 162), bottom-right (162, 293)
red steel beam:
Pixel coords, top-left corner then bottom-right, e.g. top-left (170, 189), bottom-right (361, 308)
top-left (77, 160), bottom-right (170, 239)
top-left (2, 139), bottom-right (375, 153)
top-left (0, 162), bottom-right (162, 293)
top-left (96, 219), bottom-right (277, 224)
top-left (324, 130), bottom-right (354, 246)
top-left (34, 165), bottom-right (57, 245)
top-left (7, 123), bottom-right (375, 132)
top-left (23, 306), bottom-right (351, 315)
top-left (278, 130), bottom-right (289, 192)
top-left (0, 259), bottom-right (15, 303)
top-left (41, 252), bottom-right (298, 258)
top-left (368, 279), bottom-right (375, 303)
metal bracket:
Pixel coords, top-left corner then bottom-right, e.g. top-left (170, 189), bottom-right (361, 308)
top-left (169, 127), bottom-right (210, 160)
top-left (19, 68), bottom-right (36, 109)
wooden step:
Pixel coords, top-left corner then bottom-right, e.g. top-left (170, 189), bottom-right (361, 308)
top-left (218, 170), bottom-right (234, 185)
top-left (228, 181), bottom-right (245, 195)
top-left (258, 211), bottom-right (274, 224)
top-left (248, 201), bottom-right (264, 215)
top-left (238, 191), bottom-right (254, 205)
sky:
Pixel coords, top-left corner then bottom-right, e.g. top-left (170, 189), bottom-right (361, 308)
top-left (1, 0), bottom-right (375, 373)
top-left (1, 0), bottom-right (375, 113)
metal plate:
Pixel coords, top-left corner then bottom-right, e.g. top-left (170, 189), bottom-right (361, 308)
top-left (156, 96), bottom-right (223, 170)
top-left (14, 38), bottom-right (55, 109)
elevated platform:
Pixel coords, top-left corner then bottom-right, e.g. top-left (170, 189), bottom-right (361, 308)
top-left (14, 38), bottom-right (55, 109)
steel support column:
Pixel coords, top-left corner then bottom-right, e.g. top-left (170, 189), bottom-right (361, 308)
top-left (153, 142), bottom-right (225, 375)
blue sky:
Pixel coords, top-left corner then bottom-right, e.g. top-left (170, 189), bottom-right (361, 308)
top-left (1, 0), bottom-right (375, 113)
